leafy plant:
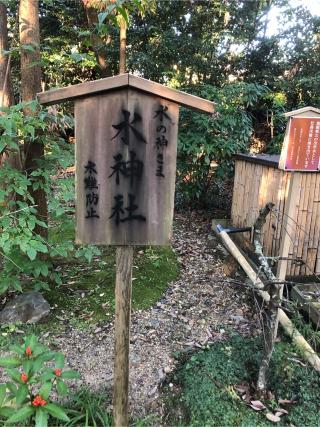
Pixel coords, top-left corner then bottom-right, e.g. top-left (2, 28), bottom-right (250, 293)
top-left (0, 101), bottom-right (101, 295)
top-left (0, 335), bottom-right (80, 426)
top-left (50, 387), bottom-right (158, 427)
top-left (176, 82), bottom-right (268, 208)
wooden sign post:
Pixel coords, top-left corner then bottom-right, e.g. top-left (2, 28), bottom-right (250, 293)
top-left (38, 74), bottom-right (214, 426)
top-left (114, 245), bottom-right (133, 427)
top-left (277, 106), bottom-right (320, 336)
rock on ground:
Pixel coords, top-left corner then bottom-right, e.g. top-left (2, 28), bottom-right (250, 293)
top-left (0, 291), bottom-right (50, 325)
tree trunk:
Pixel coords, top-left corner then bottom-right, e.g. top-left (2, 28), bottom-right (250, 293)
top-left (83, 3), bottom-right (111, 78)
top-left (19, 0), bottom-right (48, 238)
top-left (253, 202), bottom-right (282, 396)
top-left (119, 15), bottom-right (126, 74)
top-left (0, 1), bottom-right (13, 108)
top-left (0, 1), bottom-right (20, 174)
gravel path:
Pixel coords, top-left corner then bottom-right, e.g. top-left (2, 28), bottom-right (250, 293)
top-left (42, 212), bottom-right (256, 421)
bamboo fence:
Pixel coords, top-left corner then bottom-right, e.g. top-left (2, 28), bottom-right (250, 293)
top-left (231, 154), bottom-right (320, 276)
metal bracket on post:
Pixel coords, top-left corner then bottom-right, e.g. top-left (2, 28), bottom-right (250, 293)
top-left (216, 224), bottom-right (253, 237)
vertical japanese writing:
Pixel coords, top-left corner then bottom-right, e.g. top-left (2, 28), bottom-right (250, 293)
top-left (110, 193), bottom-right (146, 225)
top-left (305, 120), bottom-right (314, 168)
top-left (315, 121), bottom-right (320, 169)
top-left (154, 105), bottom-right (171, 178)
top-left (84, 160), bottom-right (99, 219)
top-left (310, 121), bottom-right (320, 169)
top-left (109, 109), bottom-right (147, 225)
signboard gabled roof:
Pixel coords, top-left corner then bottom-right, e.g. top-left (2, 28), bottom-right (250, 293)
top-left (284, 106), bottom-right (320, 117)
top-left (37, 73), bottom-right (215, 114)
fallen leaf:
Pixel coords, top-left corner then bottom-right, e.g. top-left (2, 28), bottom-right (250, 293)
top-left (275, 408), bottom-right (289, 415)
top-left (266, 413), bottom-right (281, 422)
top-left (250, 400), bottom-right (266, 411)
top-left (234, 384), bottom-right (249, 394)
top-left (278, 398), bottom-right (297, 405)
top-left (287, 357), bottom-right (306, 367)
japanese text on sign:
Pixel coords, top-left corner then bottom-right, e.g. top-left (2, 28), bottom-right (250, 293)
top-left (108, 109), bottom-right (146, 225)
top-left (76, 90), bottom-right (180, 246)
top-left (154, 105), bottom-right (171, 178)
top-left (285, 117), bottom-right (320, 171)
top-left (84, 161), bottom-right (99, 219)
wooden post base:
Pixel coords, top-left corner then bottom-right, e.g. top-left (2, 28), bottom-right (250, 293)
top-left (113, 246), bottom-right (133, 427)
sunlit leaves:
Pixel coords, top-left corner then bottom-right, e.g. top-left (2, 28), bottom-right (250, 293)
top-left (0, 102), bottom-right (76, 294)
top-left (177, 82), bottom-right (268, 206)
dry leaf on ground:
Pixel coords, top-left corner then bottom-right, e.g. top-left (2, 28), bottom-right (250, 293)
top-left (266, 412), bottom-right (281, 422)
top-left (250, 400), bottom-right (266, 411)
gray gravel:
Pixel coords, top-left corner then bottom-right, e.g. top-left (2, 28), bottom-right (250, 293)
top-left (10, 213), bottom-right (257, 422)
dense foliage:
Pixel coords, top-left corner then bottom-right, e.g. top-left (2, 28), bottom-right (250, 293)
top-left (33, 0), bottom-right (320, 206)
top-left (0, 101), bottom-right (101, 294)
top-left (0, 0), bottom-right (319, 290)
top-left (177, 83), bottom-right (268, 207)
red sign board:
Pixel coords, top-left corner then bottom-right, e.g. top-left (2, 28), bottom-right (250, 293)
top-left (285, 117), bottom-right (320, 171)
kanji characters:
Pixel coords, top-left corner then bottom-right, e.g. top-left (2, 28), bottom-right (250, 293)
top-left (110, 194), bottom-right (146, 225)
top-left (111, 109), bottom-right (147, 145)
top-left (154, 104), bottom-right (171, 178)
top-left (109, 151), bottom-right (143, 186)
top-left (84, 160), bottom-right (99, 220)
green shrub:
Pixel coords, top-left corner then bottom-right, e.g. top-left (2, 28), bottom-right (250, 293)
top-left (0, 101), bottom-right (100, 295)
top-left (176, 83), bottom-right (268, 208)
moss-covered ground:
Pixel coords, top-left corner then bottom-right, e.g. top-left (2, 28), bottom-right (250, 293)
top-left (47, 217), bottom-right (178, 325)
top-left (0, 219), bottom-right (179, 344)
top-left (44, 244), bottom-right (178, 328)
top-left (164, 334), bottom-right (320, 426)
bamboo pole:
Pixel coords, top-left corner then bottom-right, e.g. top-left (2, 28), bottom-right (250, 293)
top-left (275, 173), bottom-right (302, 335)
top-left (277, 310), bottom-right (320, 371)
top-left (218, 229), bottom-right (320, 372)
top-left (113, 246), bottom-right (133, 427)
top-left (119, 16), bottom-right (127, 74)
top-left (219, 230), bottom-right (270, 302)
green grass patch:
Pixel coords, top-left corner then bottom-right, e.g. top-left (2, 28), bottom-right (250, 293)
top-left (50, 388), bottom-right (113, 427)
top-left (165, 335), bottom-right (320, 426)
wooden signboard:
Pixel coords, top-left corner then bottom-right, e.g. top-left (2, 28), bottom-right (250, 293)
top-left (38, 74), bottom-right (215, 427)
top-left (39, 74), bottom-right (214, 247)
top-left (279, 106), bottom-right (320, 171)
top-left (283, 117), bottom-right (320, 171)
top-left (75, 89), bottom-right (179, 245)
